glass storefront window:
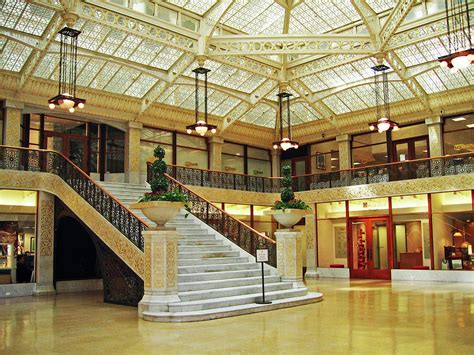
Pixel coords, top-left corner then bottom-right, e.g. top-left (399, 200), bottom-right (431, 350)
top-left (391, 122), bottom-right (428, 140)
top-left (316, 202), bottom-right (347, 267)
top-left (140, 141), bottom-right (173, 175)
top-left (431, 190), bottom-right (473, 270)
top-left (443, 114), bottom-right (474, 154)
top-left (176, 147), bottom-right (208, 169)
top-left (141, 128), bottom-right (173, 145)
top-left (348, 198), bottom-right (389, 217)
top-left (311, 140), bottom-right (339, 172)
top-left (222, 155), bottom-right (244, 174)
top-left (106, 126), bottom-right (124, 173)
top-left (177, 133), bottom-right (207, 150)
top-left (0, 190), bottom-right (37, 285)
top-left (253, 205), bottom-right (276, 239)
top-left (392, 194), bottom-right (430, 269)
top-left (248, 159), bottom-right (271, 176)
top-left (222, 143), bottom-right (244, 156)
top-left (224, 204), bottom-right (251, 224)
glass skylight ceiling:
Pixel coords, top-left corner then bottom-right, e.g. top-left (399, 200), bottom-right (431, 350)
top-left (1, 0), bottom-right (54, 36)
top-left (221, 0), bottom-right (284, 35)
top-left (1, 0), bottom-right (472, 130)
top-left (167, 0), bottom-right (217, 16)
top-left (290, 0), bottom-right (360, 34)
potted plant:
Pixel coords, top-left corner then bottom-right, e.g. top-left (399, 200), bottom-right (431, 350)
top-left (130, 146), bottom-right (188, 229)
top-left (265, 164), bottom-right (311, 228)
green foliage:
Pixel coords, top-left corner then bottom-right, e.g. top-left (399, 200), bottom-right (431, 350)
top-left (273, 164), bottom-right (310, 211)
top-left (138, 189), bottom-right (189, 203)
top-left (149, 145), bottom-right (168, 193)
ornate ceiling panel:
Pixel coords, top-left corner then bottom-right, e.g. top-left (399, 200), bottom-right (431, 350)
top-left (1, 0), bottom-right (473, 134)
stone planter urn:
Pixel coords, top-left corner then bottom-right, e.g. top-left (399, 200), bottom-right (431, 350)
top-left (264, 209), bottom-right (311, 228)
top-left (130, 201), bottom-right (184, 229)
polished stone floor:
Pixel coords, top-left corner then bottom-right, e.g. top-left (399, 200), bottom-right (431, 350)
top-left (1, 279), bottom-right (473, 354)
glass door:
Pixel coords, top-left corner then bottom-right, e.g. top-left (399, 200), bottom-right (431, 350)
top-left (393, 137), bottom-right (429, 180)
top-left (45, 132), bottom-right (89, 173)
top-left (349, 217), bottom-right (391, 279)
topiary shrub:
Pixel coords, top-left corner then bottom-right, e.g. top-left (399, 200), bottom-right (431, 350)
top-left (138, 146), bottom-right (188, 205)
top-left (273, 164), bottom-right (310, 210)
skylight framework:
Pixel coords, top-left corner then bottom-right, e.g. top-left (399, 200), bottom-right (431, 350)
top-left (0, 0), bottom-right (472, 131)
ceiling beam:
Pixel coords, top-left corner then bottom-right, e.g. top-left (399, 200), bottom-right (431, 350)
top-left (351, 0), bottom-right (381, 50)
top-left (139, 54), bottom-right (194, 115)
top-left (198, 0), bottom-right (235, 49)
top-left (75, 1), bottom-right (198, 53)
top-left (379, 0), bottom-right (417, 50)
top-left (385, 51), bottom-right (431, 110)
top-left (208, 34), bottom-right (375, 56)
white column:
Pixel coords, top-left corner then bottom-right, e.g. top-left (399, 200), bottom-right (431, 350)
top-left (3, 100), bottom-right (23, 147)
top-left (425, 116), bottom-right (443, 157)
top-left (209, 136), bottom-right (224, 170)
top-left (271, 149), bottom-right (280, 177)
top-left (125, 121), bottom-right (142, 184)
top-left (336, 134), bottom-right (351, 170)
top-left (275, 229), bottom-right (305, 288)
top-left (138, 229), bottom-right (180, 317)
top-left (34, 191), bottom-right (56, 295)
top-left (304, 205), bottom-right (318, 279)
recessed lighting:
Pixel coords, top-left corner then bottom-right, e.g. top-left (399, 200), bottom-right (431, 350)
top-left (330, 157), bottom-right (338, 161)
top-left (353, 162), bottom-right (361, 165)
top-left (422, 149), bottom-right (428, 153)
top-left (452, 117), bottom-right (466, 121)
top-left (467, 124), bottom-right (474, 128)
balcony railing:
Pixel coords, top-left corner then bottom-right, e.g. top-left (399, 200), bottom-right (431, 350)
top-left (166, 174), bottom-right (277, 267)
top-left (0, 145), bottom-right (147, 250)
top-left (148, 153), bottom-right (474, 193)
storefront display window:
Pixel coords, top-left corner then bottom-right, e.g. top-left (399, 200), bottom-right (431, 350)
top-left (431, 190), bottom-right (473, 270)
top-left (316, 202), bottom-right (347, 267)
top-left (443, 114), bottom-right (474, 155)
top-left (222, 143), bottom-right (245, 174)
top-left (0, 190), bottom-right (37, 285)
top-left (140, 127), bottom-right (174, 181)
top-left (310, 140), bottom-right (339, 173)
top-left (176, 133), bottom-right (208, 169)
top-left (253, 205), bottom-right (277, 240)
top-left (392, 195), bottom-right (430, 269)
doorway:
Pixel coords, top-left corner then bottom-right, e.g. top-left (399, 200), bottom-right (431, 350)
top-left (393, 137), bottom-right (429, 162)
top-left (45, 132), bottom-right (89, 173)
top-left (349, 217), bottom-right (392, 279)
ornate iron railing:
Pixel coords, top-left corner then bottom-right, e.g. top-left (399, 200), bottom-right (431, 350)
top-left (165, 174), bottom-right (277, 267)
top-left (0, 145), bottom-right (147, 250)
top-left (147, 164), bottom-right (281, 193)
top-left (148, 153), bottom-right (474, 193)
top-left (293, 152), bottom-right (474, 191)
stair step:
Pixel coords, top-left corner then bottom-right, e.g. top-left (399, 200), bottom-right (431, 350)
top-left (179, 256), bottom-right (248, 266)
top-left (179, 234), bottom-right (215, 239)
top-left (176, 228), bottom-right (211, 234)
top-left (178, 263), bottom-right (260, 283)
top-left (178, 275), bottom-right (282, 292)
top-left (178, 245), bottom-right (231, 252)
top-left (178, 239), bottom-right (222, 246)
top-left (169, 288), bottom-right (308, 312)
top-left (178, 282), bottom-right (293, 302)
top-left (178, 269), bottom-right (269, 282)
top-left (179, 251), bottom-right (240, 259)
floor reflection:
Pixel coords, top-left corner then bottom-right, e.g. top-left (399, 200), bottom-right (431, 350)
top-left (1, 279), bottom-right (473, 354)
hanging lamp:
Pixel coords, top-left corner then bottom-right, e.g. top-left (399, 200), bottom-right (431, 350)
top-left (438, 0), bottom-right (474, 72)
top-left (368, 63), bottom-right (399, 133)
top-left (48, 27), bottom-right (85, 113)
top-left (272, 92), bottom-right (299, 151)
top-left (186, 66), bottom-right (217, 136)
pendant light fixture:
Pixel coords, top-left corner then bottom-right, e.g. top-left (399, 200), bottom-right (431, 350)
top-left (272, 91), bottom-right (299, 151)
top-left (368, 63), bottom-right (399, 133)
top-left (438, 0), bottom-right (473, 72)
top-left (186, 66), bottom-right (217, 136)
top-left (48, 27), bottom-right (85, 113)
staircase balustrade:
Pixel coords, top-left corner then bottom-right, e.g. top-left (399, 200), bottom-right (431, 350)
top-left (0, 146), bottom-right (147, 251)
top-left (165, 174), bottom-right (277, 267)
top-left (147, 153), bottom-right (474, 192)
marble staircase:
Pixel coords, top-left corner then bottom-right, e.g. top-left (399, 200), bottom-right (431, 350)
top-left (98, 181), bottom-right (323, 321)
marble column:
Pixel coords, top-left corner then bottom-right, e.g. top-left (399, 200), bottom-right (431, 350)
top-left (304, 205), bottom-right (318, 279)
top-left (138, 229), bottom-right (180, 317)
top-left (275, 229), bottom-right (305, 288)
top-left (209, 136), bottom-right (224, 170)
top-left (125, 121), bottom-right (142, 184)
top-left (3, 100), bottom-right (23, 147)
top-left (271, 149), bottom-right (280, 177)
top-left (337, 134), bottom-right (351, 184)
top-left (34, 191), bottom-right (56, 295)
top-left (425, 116), bottom-right (443, 157)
